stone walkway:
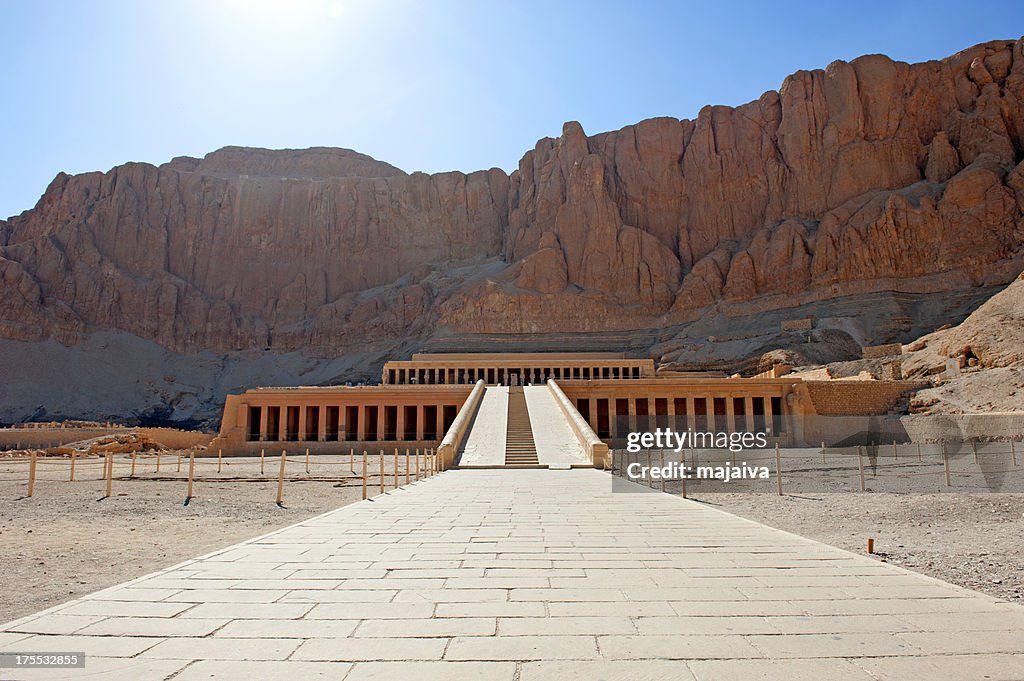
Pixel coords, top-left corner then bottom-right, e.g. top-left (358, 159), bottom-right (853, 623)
top-left (455, 387), bottom-right (507, 466)
top-left (3, 470), bottom-right (1024, 680)
top-left (523, 386), bottom-right (587, 467)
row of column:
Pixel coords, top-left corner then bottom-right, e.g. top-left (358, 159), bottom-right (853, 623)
top-left (386, 365), bottom-right (644, 385)
top-left (248, 403), bottom-right (456, 443)
top-left (580, 395), bottom-right (781, 438)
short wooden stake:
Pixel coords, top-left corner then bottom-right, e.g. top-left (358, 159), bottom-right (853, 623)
top-left (1012, 439), bottom-right (1017, 466)
top-left (70, 450), bottom-right (76, 482)
top-left (305, 448), bottom-right (310, 474)
top-left (647, 450), bottom-right (653, 488)
top-left (867, 537), bottom-right (874, 554)
top-left (405, 449), bottom-right (411, 484)
top-left (917, 442), bottom-right (922, 462)
top-left (378, 450), bottom-right (384, 495)
top-left (821, 441), bottom-right (825, 465)
top-left (156, 449), bottom-right (161, 472)
top-left (27, 450), bottom-right (37, 497)
top-left (857, 445), bottom-right (865, 492)
top-left (105, 451), bottom-right (113, 498)
top-left (218, 448), bottom-right (223, 473)
top-left (775, 443), bottom-right (782, 496)
top-left (276, 450), bottom-right (286, 505)
top-left (350, 447), bottom-right (355, 473)
top-left (680, 450), bottom-right (687, 499)
top-left (131, 450), bottom-right (137, 477)
top-left (892, 440), bottom-right (898, 459)
top-left (943, 442), bottom-right (951, 487)
top-left (972, 440), bottom-right (978, 464)
top-left (660, 450), bottom-right (666, 492)
top-left (261, 448), bottom-right (266, 475)
top-left (186, 450), bottom-right (196, 500)
top-left (415, 448), bottom-right (421, 481)
top-left (394, 449), bottom-right (399, 488)
top-left (177, 451), bottom-right (182, 472)
top-left (361, 451), bottom-right (368, 500)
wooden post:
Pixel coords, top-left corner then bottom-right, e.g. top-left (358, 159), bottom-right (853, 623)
top-left (350, 447), bottom-right (355, 473)
top-left (972, 440), bottom-right (978, 464)
top-left (943, 442), bottom-right (951, 487)
top-left (305, 448), bottom-right (310, 474)
top-left (177, 451), bottom-right (182, 472)
top-left (218, 448), bottom-right (223, 473)
top-left (70, 450), bottom-right (76, 482)
top-left (660, 450), bottom-right (666, 492)
top-left (276, 450), bottom-right (286, 505)
top-left (405, 449), bottom-right (411, 484)
top-left (131, 450), bottom-right (137, 477)
top-left (821, 441), bottom-right (825, 465)
top-left (857, 445), bottom-right (865, 492)
top-left (867, 537), bottom-right (874, 554)
top-left (415, 448), bottom-right (421, 481)
top-left (892, 440), bottom-right (898, 459)
top-left (775, 443), bottom-right (782, 496)
top-left (394, 449), bottom-right (399, 488)
top-left (105, 451), bottom-right (113, 498)
top-left (361, 451), bottom-right (368, 500)
top-left (260, 448), bottom-right (266, 475)
top-left (1012, 439), bottom-right (1017, 467)
top-left (186, 449), bottom-right (196, 500)
top-left (680, 450), bottom-right (687, 499)
top-left (917, 442), bottom-right (922, 463)
top-left (646, 450), bottom-right (653, 488)
top-left (378, 450), bottom-right (384, 495)
top-left (27, 450), bottom-right (37, 497)
top-left (156, 449), bottom-right (161, 472)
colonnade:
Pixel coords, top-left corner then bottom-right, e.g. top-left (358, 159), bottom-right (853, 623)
top-left (384, 364), bottom-right (647, 385)
top-left (245, 401), bottom-right (460, 443)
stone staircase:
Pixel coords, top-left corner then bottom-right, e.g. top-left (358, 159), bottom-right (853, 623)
top-left (504, 387), bottom-right (539, 465)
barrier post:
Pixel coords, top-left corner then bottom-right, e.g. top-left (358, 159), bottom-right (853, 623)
top-left (261, 448), bottom-right (266, 475)
top-left (361, 451), bottom-right (368, 500)
top-left (821, 441), bottom-right (825, 465)
top-left (893, 441), bottom-right (898, 459)
top-left (305, 448), bottom-right (310, 474)
top-left (350, 447), bottom-right (354, 474)
top-left (394, 449), bottom-right (399, 488)
top-left (430, 448), bottom-right (435, 477)
top-left (415, 448), bottom-right (421, 481)
top-left (660, 450), bottom-right (666, 492)
top-left (1012, 439), bottom-right (1017, 467)
top-left (857, 446), bottom-right (865, 492)
top-left (775, 443), bottom-right (782, 496)
top-left (218, 448), bottom-right (223, 474)
top-left (972, 440), bottom-right (978, 464)
top-left (176, 451), bottom-right (182, 472)
top-left (276, 450), bottom-right (286, 505)
top-left (378, 450), bottom-right (384, 495)
top-left (405, 449), bottom-right (410, 484)
top-left (27, 450), bottom-right (37, 497)
top-left (917, 442), bottom-right (922, 462)
top-left (943, 442), bottom-right (951, 487)
top-left (70, 450), bottom-right (76, 482)
top-left (680, 450), bottom-right (687, 499)
top-left (156, 449), bottom-right (161, 473)
top-left (186, 450), bottom-right (196, 500)
top-left (131, 451), bottom-right (137, 477)
top-left (105, 451), bottom-right (113, 498)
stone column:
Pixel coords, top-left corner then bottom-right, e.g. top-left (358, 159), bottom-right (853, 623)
top-left (357, 407), bottom-right (367, 441)
top-left (765, 395), bottom-right (775, 436)
top-left (259, 405), bottom-right (269, 441)
top-left (436, 406), bottom-right (445, 440)
top-left (376, 406), bottom-right (386, 442)
top-left (396, 405), bottom-right (407, 442)
top-left (279, 408), bottom-right (288, 442)
top-left (298, 407), bottom-right (308, 442)
top-left (686, 397), bottom-right (697, 432)
top-left (588, 398), bottom-right (598, 431)
top-left (416, 404), bottom-right (426, 440)
top-left (725, 397), bottom-right (736, 433)
top-left (318, 406), bottom-right (328, 441)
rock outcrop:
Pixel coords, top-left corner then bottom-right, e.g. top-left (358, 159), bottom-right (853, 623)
top-left (2, 38), bottom-right (1024, 423)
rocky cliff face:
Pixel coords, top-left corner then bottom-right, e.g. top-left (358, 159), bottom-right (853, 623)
top-left (2, 39), bottom-right (1024, 423)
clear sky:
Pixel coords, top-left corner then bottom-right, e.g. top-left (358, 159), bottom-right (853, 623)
top-left (2, 0), bottom-right (1021, 219)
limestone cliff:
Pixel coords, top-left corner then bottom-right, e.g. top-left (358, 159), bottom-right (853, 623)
top-left (2, 38), bottom-right (1024, 424)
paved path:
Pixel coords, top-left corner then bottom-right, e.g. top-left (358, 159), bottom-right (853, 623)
top-left (456, 387), bottom-right (507, 466)
top-left (523, 386), bottom-right (587, 467)
top-left (4, 470), bottom-right (1024, 680)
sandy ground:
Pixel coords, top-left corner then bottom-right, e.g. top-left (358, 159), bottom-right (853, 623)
top-left (0, 452), bottom-right (425, 622)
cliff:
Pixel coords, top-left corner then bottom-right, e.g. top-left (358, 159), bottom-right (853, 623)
top-left (2, 38), bottom-right (1024, 424)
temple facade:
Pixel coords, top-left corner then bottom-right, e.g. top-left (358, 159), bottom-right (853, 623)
top-left (212, 351), bottom-right (922, 465)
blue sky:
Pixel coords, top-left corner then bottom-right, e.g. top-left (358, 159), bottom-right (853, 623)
top-left (1, 0), bottom-right (1021, 219)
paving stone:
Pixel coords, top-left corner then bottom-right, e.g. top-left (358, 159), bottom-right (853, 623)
top-left (346, 660), bottom-right (516, 680)
top-left (499, 616), bottom-right (636, 635)
top-left (142, 637), bottom-right (301, 660)
top-left (76, 617), bottom-right (230, 637)
top-left (354, 617), bottom-right (495, 637)
top-left (689, 658), bottom-right (874, 680)
top-left (435, 601), bottom-right (547, 618)
top-left (446, 635), bottom-right (599, 661)
top-left (293, 637), bottom-right (447, 661)
top-left (599, 634), bottom-right (763, 660)
top-left (173, 660), bottom-right (350, 680)
top-left (214, 619), bottom-right (358, 638)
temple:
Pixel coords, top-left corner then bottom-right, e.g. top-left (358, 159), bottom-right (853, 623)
top-left (213, 351), bottom-right (922, 467)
